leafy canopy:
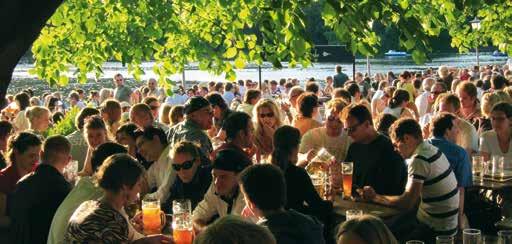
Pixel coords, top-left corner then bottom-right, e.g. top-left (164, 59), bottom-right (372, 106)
top-left (30, 0), bottom-right (507, 88)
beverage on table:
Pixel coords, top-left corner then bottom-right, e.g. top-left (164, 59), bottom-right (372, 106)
top-left (142, 195), bottom-right (162, 235)
top-left (311, 174), bottom-right (326, 199)
top-left (342, 162), bottom-right (353, 199)
top-left (462, 228), bottom-right (481, 244)
top-left (173, 199), bottom-right (194, 244)
top-left (472, 155), bottom-right (483, 177)
top-left (306, 148), bottom-right (334, 175)
top-left (345, 209), bottom-right (363, 221)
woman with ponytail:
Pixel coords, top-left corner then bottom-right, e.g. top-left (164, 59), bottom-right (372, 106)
top-left (383, 89), bottom-right (417, 120)
top-left (271, 126), bottom-right (333, 226)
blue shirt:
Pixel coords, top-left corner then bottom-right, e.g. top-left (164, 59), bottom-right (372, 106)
top-left (428, 137), bottom-right (472, 187)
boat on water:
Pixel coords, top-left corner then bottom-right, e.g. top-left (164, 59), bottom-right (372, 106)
top-left (384, 50), bottom-right (410, 57)
top-left (492, 50), bottom-right (508, 57)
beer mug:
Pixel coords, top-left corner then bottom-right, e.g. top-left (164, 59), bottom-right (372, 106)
top-left (142, 195), bottom-right (164, 235)
top-left (172, 199), bottom-right (194, 244)
top-left (341, 162), bottom-right (353, 199)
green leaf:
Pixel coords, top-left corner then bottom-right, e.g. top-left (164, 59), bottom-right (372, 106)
top-left (234, 57), bottom-right (245, 69)
top-left (224, 47), bottom-right (238, 59)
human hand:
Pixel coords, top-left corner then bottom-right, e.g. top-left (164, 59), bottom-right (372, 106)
top-left (131, 212), bottom-right (144, 233)
top-left (356, 186), bottom-right (376, 202)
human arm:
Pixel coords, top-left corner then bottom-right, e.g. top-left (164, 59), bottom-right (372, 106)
top-left (78, 147), bottom-right (94, 176)
top-left (191, 185), bottom-right (217, 232)
top-left (357, 179), bottom-right (422, 210)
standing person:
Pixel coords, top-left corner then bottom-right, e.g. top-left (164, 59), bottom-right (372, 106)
top-left (146, 78), bottom-right (165, 102)
top-left (333, 65), bottom-right (349, 88)
top-left (342, 104), bottom-right (407, 196)
top-left (323, 76), bottom-right (334, 96)
top-left (65, 154), bottom-right (171, 243)
top-left (113, 73), bottom-right (132, 103)
top-left (192, 149), bottom-right (251, 232)
top-left (223, 82), bottom-right (236, 105)
top-left (239, 164), bottom-right (326, 244)
top-left (358, 119), bottom-right (459, 242)
top-left (167, 96), bottom-right (214, 157)
top-left (8, 136), bottom-right (72, 244)
top-left (47, 142), bottom-right (127, 244)
top-left (397, 71), bottom-right (416, 103)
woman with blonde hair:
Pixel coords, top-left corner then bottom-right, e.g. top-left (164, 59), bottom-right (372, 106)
top-left (159, 104), bottom-right (172, 125)
top-left (337, 215), bottom-right (398, 244)
top-left (26, 106), bottom-right (51, 135)
top-left (253, 99), bottom-right (283, 158)
top-left (78, 116), bottom-right (109, 176)
top-left (478, 92), bottom-right (512, 133)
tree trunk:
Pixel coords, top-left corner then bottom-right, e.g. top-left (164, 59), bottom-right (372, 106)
top-left (0, 0), bottom-right (63, 108)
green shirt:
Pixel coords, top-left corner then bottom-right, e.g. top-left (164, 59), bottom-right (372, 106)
top-left (47, 177), bottom-right (103, 244)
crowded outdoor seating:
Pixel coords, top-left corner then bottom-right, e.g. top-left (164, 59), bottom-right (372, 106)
top-left (1, 64), bottom-right (512, 244)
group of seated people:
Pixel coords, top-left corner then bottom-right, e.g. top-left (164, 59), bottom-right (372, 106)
top-left (0, 64), bottom-right (510, 244)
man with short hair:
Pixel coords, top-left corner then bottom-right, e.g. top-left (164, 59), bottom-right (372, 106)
top-left (146, 78), bottom-right (165, 102)
top-left (359, 118), bottom-right (459, 242)
top-left (211, 112), bottom-right (256, 159)
top-left (167, 96), bottom-right (214, 156)
top-left (239, 164), bottom-right (325, 244)
top-left (130, 103), bottom-right (168, 132)
top-left (142, 96), bottom-right (161, 121)
top-left (428, 112), bottom-right (472, 229)
top-left (8, 136), bottom-right (72, 244)
top-left (419, 81), bottom-right (447, 128)
top-left (333, 65), bottom-right (349, 88)
top-left (68, 91), bottom-right (86, 109)
top-left (136, 126), bottom-right (175, 202)
top-left (113, 73), bottom-right (132, 103)
top-left (415, 78), bottom-right (436, 118)
top-left (223, 82), bottom-right (236, 105)
top-left (192, 149), bottom-right (251, 232)
top-left (342, 104), bottom-right (406, 196)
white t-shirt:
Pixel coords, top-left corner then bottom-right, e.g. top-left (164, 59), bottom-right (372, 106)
top-left (299, 127), bottom-right (351, 162)
top-left (415, 91), bottom-right (430, 118)
top-left (480, 130), bottom-right (512, 161)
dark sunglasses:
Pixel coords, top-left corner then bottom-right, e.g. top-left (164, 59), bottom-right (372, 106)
top-left (259, 112), bottom-right (274, 118)
top-left (344, 122), bottom-right (362, 133)
top-left (172, 160), bottom-right (195, 171)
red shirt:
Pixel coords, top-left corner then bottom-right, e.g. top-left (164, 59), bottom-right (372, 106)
top-left (0, 165), bottom-right (21, 194)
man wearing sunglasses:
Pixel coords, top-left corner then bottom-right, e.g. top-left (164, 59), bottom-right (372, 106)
top-left (342, 104), bottom-right (407, 197)
top-left (193, 149), bottom-right (251, 232)
top-left (162, 141), bottom-right (212, 214)
top-left (167, 96), bottom-right (214, 157)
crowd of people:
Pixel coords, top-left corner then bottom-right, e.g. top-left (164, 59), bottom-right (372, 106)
top-left (0, 63), bottom-right (510, 244)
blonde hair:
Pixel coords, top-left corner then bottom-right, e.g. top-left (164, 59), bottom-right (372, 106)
top-left (159, 104), bottom-right (172, 125)
top-left (481, 92), bottom-right (512, 117)
top-left (326, 98), bottom-right (348, 114)
top-left (337, 215), bottom-right (398, 244)
top-left (26, 106), bottom-right (49, 125)
top-left (438, 65), bottom-right (449, 78)
top-left (253, 99), bottom-right (283, 128)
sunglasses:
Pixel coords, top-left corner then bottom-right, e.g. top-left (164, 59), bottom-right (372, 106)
top-left (259, 112), bottom-right (274, 118)
top-left (344, 122), bottom-right (362, 133)
top-left (172, 160), bottom-right (195, 171)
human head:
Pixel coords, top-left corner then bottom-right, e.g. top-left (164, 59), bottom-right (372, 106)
top-left (99, 88), bottom-right (113, 104)
top-left (194, 215), bottom-right (276, 244)
top-left (336, 65), bottom-right (342, 73)
top-left (135, 126), bottom-right (167, 162)
top-left (340, 104), bottom-right (374, 143)
top-left (243, 89), bottom-right (261, 105)
top-left (332, 88), bottom-right (351, 103)
top-left (375, 113), bottom-right (397, 137)
top-left (68, 92), bottom-right (80, 106)
top-left (184, 96), bottom-right (213, 130)
top-left (224, 112), bottom-right (254, 148)
top-left (254, 99), bottom-right (282, 129)
top-left (389, 118), bottom-right (423, 159)
top-left (481, 92), bottom-right (512, 118)
top-left (430, 82), bottom-right (447, 103)
top-left (272, 125), bottom-right (301, 171)
top-left (337, 215), bottom-right (398, 244)
top-left (42, 135), bottom-right (71, 169)
top-left (239, 164), bottom-right (286, 216)
top-left (326, 76), bottom-right (333, 84)
top-left (115, 123), bottom-right (141, 147)
top-left (456, 81), bottom-right (478, 109)
top-left (214, 82), bottom-right (224, 93)
top-left (325, 98), bottom-right (347, 137)
top-left (491, 75), bottom-right (508, 90)
top-left (422, 78), bottom-right (436, 92)
top-left (84, 115), bottom-right (108, 149)
top-left (147, 78), bottom-right (157, 90)
top-left (288, 86), bottom-right (305, 108)
top-left (205, 92), bottom-right (228, 120)
top-left (14, 92), bottom-right (30, 111)
top-left (7, 132), bottom-right (42, 172)
top-left (113, 73), bottom-right (124, 86)
top-left (171, 141), bottom-right (201, 183)
top-left (431, 113), bottom-right (459, 142)
top-left (346, 83), bottom-right (361, 100)
top-left (75, 107), bottom-right (100, 131)
top-left (95, 153), bottom-right (144, 203)
top-left (91, 142), bottom-right (128, 173)
top-left (29, 97), bottom-right (40, 107)
top-left (100, 99), bottom-right (122, 125)
top-left (26, 106), bottom-right (50, 132)
top-left (212, 149), bottom-right (251, 197)
top-left (438, 65), bottom-right (449, 78)
top-left (305, 82), bottom-right (320, 95)
top-left (297, 92), bottom-right (319, 118)
top-left (399, 71), bottom-right (412, 82)
top-left (169, 105), bottom-right (185, 126)
top-left (490, 102), bottom-right (512, 133)
top-left (0, 121), bottom-right (14, 152)
top-left (129, 103), bottom-right (154, 129)
top-left (142, 96), bottom-right (160, 120)
top-left (437, 94), bottom-right (461, 114)
top-left (388, 89), bottom-right (409, 109)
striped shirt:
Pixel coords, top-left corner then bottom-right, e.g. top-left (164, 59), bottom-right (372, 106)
top-left (408, 141), bottom-right (459, 234)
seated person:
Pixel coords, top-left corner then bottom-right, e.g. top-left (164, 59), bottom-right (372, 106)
top-left (211, 111), bottom-right (256, 160)
top-left (341, 104), bottom-right (407, 196)
top-left (337, 215), bottom-right (398, 244)
top-left (239, 164), bottom-right (325, 244)
top-left (47, 142), bottom-right (127, 244)
top-left (9, 136), bottom-right (72, 244)
top-left (162, 141), bottom-right (212, 213)
top-left (194, 215), bottom-right (276, 244)
top-left (192, 149), bottom-right (251, 232)
top-left (479, 102), bottom-right (512, 162)
top-left (65, 154), bottom-right (170, 243)
top-left (359, 119), bottom-right (459, 243)
top-left (300, 98), bottom-right (352, 161)
top-left (428, 113), bottom-right (472, 229)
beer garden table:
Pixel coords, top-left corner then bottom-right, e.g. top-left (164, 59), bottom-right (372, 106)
top-left (333, 196), bottom-right (401, 219)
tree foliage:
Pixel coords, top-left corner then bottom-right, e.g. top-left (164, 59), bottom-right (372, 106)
top-left (30, 0), bottom-right (512, 88)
